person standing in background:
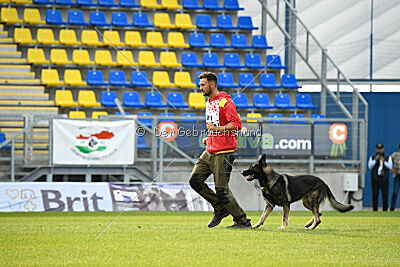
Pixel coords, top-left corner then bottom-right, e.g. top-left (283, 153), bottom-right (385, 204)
top-left (390, 144), bottom-right (400, 211)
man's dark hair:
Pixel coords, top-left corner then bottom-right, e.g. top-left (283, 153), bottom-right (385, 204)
top-left (198, 72), bottom-right (218, 85)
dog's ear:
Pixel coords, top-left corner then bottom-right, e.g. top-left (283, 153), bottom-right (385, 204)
top-left (259, 154), bottom-right (267, 165)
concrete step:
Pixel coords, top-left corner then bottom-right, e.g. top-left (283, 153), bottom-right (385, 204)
top-left (10, 135), bottom-right (49, 143)
top-left (0, 31), bottom-right (8, 38)
top-left (0, 78), bottom-right (40, 85)
top-left (0, 120), bottom-right (49, 127)
top-left (0, 44), bottom-right (17, 52)
top-left (0, 25), bottom-right (4, 31)
top-left (0, 38), bottom-right (13, 43)
top-left (0, 72), bottom-right (35, 79)
top-left (0, 65), bottom-right (31, 72)
top-left (0, 92), bottom-right (49, 100)
top-left (0, 100), bottom-right (54, 106)
top-left (0, 58), bottom-right (27, 64)
top-left (3, 128), bottom-right (49, 137)
top-left (0, 85), bottom-right (45, 93)
top-left (0, 51), bottom-right (21, 58)
top-left (0, 106), bottom-right (58, 115)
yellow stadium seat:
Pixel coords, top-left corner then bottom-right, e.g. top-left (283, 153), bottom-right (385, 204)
top-left (175, 14), bottom-right (195, 29)
top-left (37, 29), bottom-right (59, 45)
top-left (146, 31), bottom-right (167, 47)
top-left (103, 31), bottom-right (125, 47)
top-left (78, 90), bottom-right (101, 107)
top-left (0, 0), bottom-right (10, 3)
top-left (246, 113), bottom-right (262, 122)
top-left (167, 32), bottom-right (189, 48)
top-left (50, 49), bottom-right (72, 65)
top-left (23, 8), bottom-right (45, 24)
top-left (81, 30), bottom-right (103, 47)
top-left (12, 0), bottom-right (32, 3)
top-left (140, 0), bottom-right (161, 9)
top-left (161, 0), bottom-right (182, 9)
top-left (153, 71), bottom-right (175, 88)
top-left (95, 50), bottom-right (117, 66)
top-left (160, 51), bottom-right (181, 67)
top-left (55, 90), bottom-right (78, 107)
top-left (27, 48), bottom-right (49, 64)
top-left (116, 50), bottom-right (137, 66)
top-left (64, 69), bottom-right (87, 86)
top-left (59, 29), bottom-right (81, 46)
top-left (92, 111), bottom-right (108, 119)
top-left (69, 111), bottom-right (86, 119)
top-left (41, 69), bottom-right (64, 86)
top-left (174, 72), bottom-right (196, 88)
top-left (72, 50), bottom-right (94, 66)
top-left (14, 28), bottom-right (36, 44)
top-left (1, 7), bottom-right (22, 24)
top-left (125, 31), bottom-right (145, 47)
top-left (154, 13), bottom-right (175, 28)
top-left (189, 93), bottom-right (206, 109)
top-left (138, 51), bottom-right (160, 67)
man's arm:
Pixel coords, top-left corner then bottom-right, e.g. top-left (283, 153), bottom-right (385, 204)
top-left (368, 156), bottom-right (376, 170)
top-left (384, 156), bottom-right (393, 170)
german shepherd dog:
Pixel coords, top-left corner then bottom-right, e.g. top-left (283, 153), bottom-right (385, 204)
top-left (241, 155), bottom-right (354, 230)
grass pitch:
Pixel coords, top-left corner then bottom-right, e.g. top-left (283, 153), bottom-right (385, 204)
top-left (1, 211), bottom-right (399, 266)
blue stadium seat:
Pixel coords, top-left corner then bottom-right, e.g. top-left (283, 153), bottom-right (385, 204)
top-left (123, 91), bottom-right (145, 107)
top-left (238, 16), bottom-right (258, 30)
top-left (99, 0), bottom-right (119, 6)
top-left (218, 73), bottom-right (239, 88)
top-left (116, 112), bottom-right (130, 115)
top-left (268, 113), bottom-right (284, 123)
top-left (312, 114), bottom-right (327, 124)
top-left (101, 91), bottom-right (118, 107)
top-left (290, 114), bottom-right (305, 123)
top-left (253, 93), bottom-right (274, 109)
top-left (252, 35), bottom-right (273, 49)
top-left (33, 0), bottom-right (53, 4)
top-left (296, 94), bottom-right (317, 109)
top-left (46, 10), bottom-right (66, 25)
top-left (196, 14), bottom-right (216, 29)
top-left (232, 93), bottom-right (253, 109)
top-left (196, 72), bottom-right (202, 87)
top-left (109, 71), bottom-right (130, 87)
top-left (189, 33), bottom-right (209, 48)
top-left (131, 71), bottom-right (152, 87)
top-left (133, 13), bottom-right (153, 28)
top-left (77, 0), bottom-right (96, 6)
top-left (266, 55), bottom-right (287, 69)
top-left (203, 53), bottom-right (223, 68)
top-left (112, 12), bottom-right (131, 27)
top-left (138, 112), bottom-right (153, 128)
top-left (159, 113), bottom-right (176, 122)
top-left (203, 0), bottom-right (223, 10)
top-left (260, 73), bottom-right (281, 89)
top-left (231, 34), bottom-right (251, 49)
top-left (224, 53), bottom-right (244, 69)
top-left (0, 132), bottom-right (10, 149)
top-left (281, 74), bottom-right (302, 89)
top-left (137, 135), bottom-right (150, 150)
top-left (182, 52), bottom-right (202, 68)
top-left (181, 113), bottom-right (197, 122)
top-left (90, 11), bottom-right (110, 26)
top-left (167, 92), bottom-right (189, 108)
top-left (275, 93), bottom-right (295, 109)
top-left (210, 33), bottom-right (230, 48)
top-left (224, 0), bottom-right (243, 10)
top-left (145, 92), bottom-right (167, 108)
top-left (183, 0), bottom-right (203, 9)
top-left (56, 0), bottom-right (76, 5)
top-left (239, 73), bottom-right (260, 88)
top-left (245, 54), bottom-right (264, 69)
top-left (217, 15), bottom-right (237, 29)
top-left (120, 0), bottom-right (140, 7)
top-left (68, 10), bottom-right (88, 25)
top-left (87, 70), bottom-right (108, 86)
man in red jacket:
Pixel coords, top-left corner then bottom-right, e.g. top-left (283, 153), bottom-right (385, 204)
top-left (189, 72), bottom-right (251, 228)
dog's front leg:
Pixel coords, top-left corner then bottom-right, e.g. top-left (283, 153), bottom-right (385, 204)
top-left (279, 205), bottom-right (290, 229)
top-left (253, 203), bottom-right (273, 228)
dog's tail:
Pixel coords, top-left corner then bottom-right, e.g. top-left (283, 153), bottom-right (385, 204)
top-left (326, 186), bottom-right (354, 212)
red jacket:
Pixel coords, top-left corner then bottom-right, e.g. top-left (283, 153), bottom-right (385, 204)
top-left (205, 92), bottom-right (241, 154)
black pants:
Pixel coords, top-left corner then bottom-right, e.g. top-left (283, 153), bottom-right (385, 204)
top-left (371, 176), bottom-right (389, 211)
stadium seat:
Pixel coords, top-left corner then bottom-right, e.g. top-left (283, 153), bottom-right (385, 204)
top-left (131, 71), bottom-right (152, 87)
top-left (125, 31), bottom-right (145, 47)
top-left (224, 0), bottom-right (244, 10)
top-left (123, 91), bottom-right (144, 107)
top-left (275, 93), bottom-right (295, 109)
top-left (132, 13), bottom-right (153, 27)
top-left (224, 53), bottom-right (244, 68)
top-left (162, 0), bottom-right (182, 9)
top-left (159, 113), bottom-right (176, 122)
top-left (141, 0), bottom-right (161, 8)
top-left (268, 113), bottom-right (284, 123)
top-left (188, 93), bottom-right (206, 109)
top-left (146, 31), bottom-right (167, 47)
top-left (210, 33), bottom-right (231, 48)
top-left (290, 114), bottom-right (305, 123)
top-left (14, 28), bottom-right (36, 44)
top-left (81, 30), bottom-right (103, 46)
top-left (33, 0), bottom-right (53, 4)
top-left (218, 73), bottom-right (239, 88)
top-left (112, 12), bottom-right (130, 27)
top-left (189, 33), bottom-right (209, 48)
top-left (137, 135), bottom-right (150, 149)
top-left (69, 111), bottom-right (86, 119)
top-left (50, 49), bottom-right (72, 65)
top-left (312, 114), bottom-right (327, 124)
top-left (37, 29), bottom-right (59, 45)
top-left (103, 31), bottom-right (125, 46)
top-left (41, 69), bottom-right (64, 86)
top-left (260, 73), bottom-right (282, 89)
top-left (168, 32), bottom-right (189, 48)
top-left (195, 72), bottom-right (202, 87)
top-left (23, 8), bottom-right (45, 24)
top-left (252, 35), bottom-right (273, 49)
top-left (92, 111), bottom-right (109, 119)
top-left (73, 50), bottom-right (94, 65)
top-left (64, 69), bottom-right (87, 86)
top-left (232, 93), bottom-right (253, 109)
top-left (217, 15), bottom-right (237, 29)
top-left (182, 52), bottom-right (202, 68)
top-left (203, 53), bottom-right (223, 68)
top-left (145, 92), bottom-right (167, 108)
top-left (55, 90), bottom-right (78, 107)
top-left (87, 70), bottom-right (108, 86)
top-left (153, 71), bottom-right (175, 88)
top-left (99, 0), bottom-right (118, 7)
top-left (116, 51), bottom-right (137, 66)
top-left (27, 48), bottom-right (48, 64)
top-left (0, 132), bottom-right (10, 149)
top-left (253, 93), bottom-right (274, 109)
top-left (183, 0), bottom-right (203, 9)
top-left (181, 113), bottom-right (197, 122)
top-left (77, 0), bottom-right (96, 6)
top-left (246, 113), bottom-right (262, 122)
top-left (59, 29), bottom-right (81, 45)
top-left (239, 73), bottom-right (260, 88)
top-left (78, 90), bottom-right (101, 107)
top-left (167, 92), bottom-right (188, 108)
top-left (238, 16), bottom-right (258, 30)
top-left (154, 13), bottom-right (175, 28)
top-left (231, 34), bottom-right (251, 49)
top-left (174, 72), bottom-right (196, 88)
top-left (120, 0), bottom-right (139, 7)
top-left (160, 51), bottom-right (181, 67)
top-left (175, 13), bottom-right (195, 29)
top-left (109, 71), bottom-right (130, 86)
top-left (56, 0), bottom-right (76, 5)
top-left (90, 11), bottom-right (110, 26)
top-left (95, 50), bottom-right (117, 66)
top-left (196, 14), bottom-right (216, 29)
top-left (245, 54), bottom-right (264, 69)
top-left (101, 91), bottom-right (118, 107)
top-left (138, 51), bottom-right (160, 67)
top-left (266, 55), bottom-right (287, 69)
top-left (296, 94), bottom-right (317, 109)
top-left (1, 7), bottom-right (22, 24)
top-left (46, 10), bottom-right (66, 25)
top-left (203, 0), bottom-right (223, 9)
top-left (68, 10), bottom-right (88, 25)
top-left (281, 74), bottom-right (302, 89)
top-left (138, 112), bottom-right (153, 127)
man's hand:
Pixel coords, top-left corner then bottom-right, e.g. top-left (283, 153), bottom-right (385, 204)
top-left (375, 155), bottom-right (380, 160)
top-left (203, 138), bottom-right (207, 145)
top-left (380, 157), bottom-right (384, 162)
top-left (206, 122), bottom-right (219, 132)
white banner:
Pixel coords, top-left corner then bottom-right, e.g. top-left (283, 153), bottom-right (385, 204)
top-left (53, 119), bottom-right (135, 165)
top-left (0, 183), bottom-right (113, 212)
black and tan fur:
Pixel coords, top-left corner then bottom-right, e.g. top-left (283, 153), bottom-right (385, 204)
top-left (242, 154), bottom-right (354, 230)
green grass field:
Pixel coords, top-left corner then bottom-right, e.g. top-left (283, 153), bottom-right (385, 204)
top-left (1, 211), bottom-right (399, 266)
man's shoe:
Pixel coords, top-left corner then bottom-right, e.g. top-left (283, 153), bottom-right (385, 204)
top-left (227, 219), bottom-right (252, 229)
top-left (208, 209), bottom-right (230, 228)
